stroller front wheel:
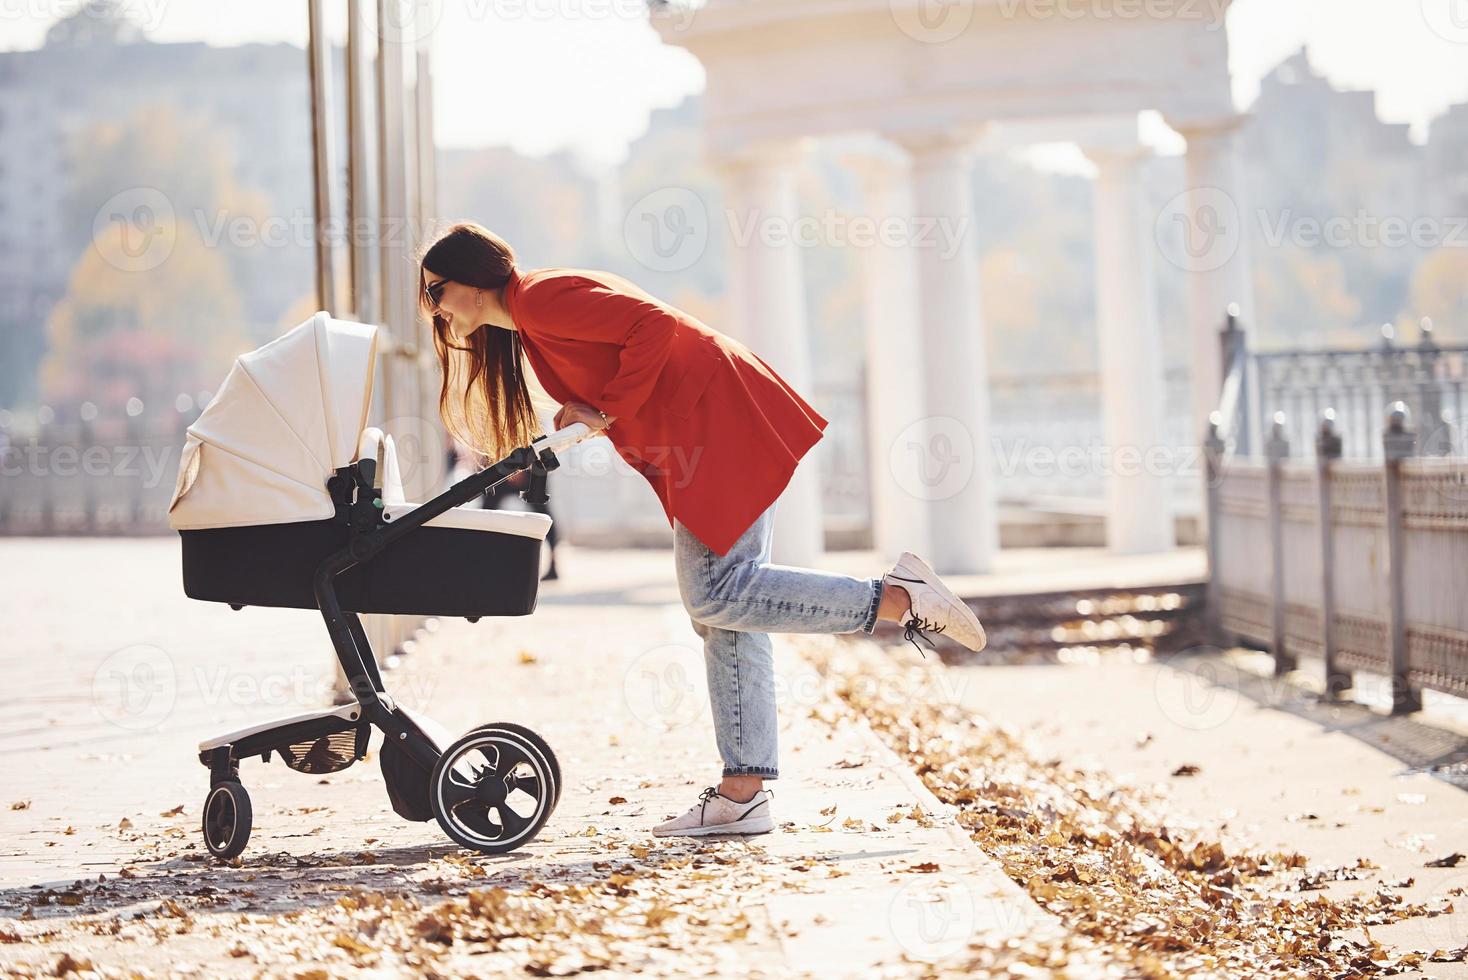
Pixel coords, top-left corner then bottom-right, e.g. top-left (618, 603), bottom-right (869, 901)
top-left (202, 780), bottom-right (253, 860)
top-left (430, 726), bottom-right (557, 854)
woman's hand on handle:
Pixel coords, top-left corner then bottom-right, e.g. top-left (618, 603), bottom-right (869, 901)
top-left (552, 401), bottom-right (616, 437)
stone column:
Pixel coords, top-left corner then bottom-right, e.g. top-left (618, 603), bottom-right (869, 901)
top-left (840, 147), bottom-right (931, 562)
top-left (714, 139), bottom-right (825, 566)
top-left (1168, 115), bottom-right (1257, 445)
top-left (1086, 144), bottom-right (1176, 554)
top-left (889, 130), bottom-right (996, 575)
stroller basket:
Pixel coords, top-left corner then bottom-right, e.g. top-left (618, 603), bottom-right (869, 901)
top-left (168, 311), bottom-right (552, 618)
top-left (179, 513), bottom-right (545, 617)
top-left (278, 729), bottom-right (360, 774)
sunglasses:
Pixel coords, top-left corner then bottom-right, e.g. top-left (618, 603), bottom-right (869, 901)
top-left (423, 277), bottom-right (448, 310)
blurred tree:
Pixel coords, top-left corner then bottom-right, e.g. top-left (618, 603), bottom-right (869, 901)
top-left (39, 104), bottom-right (267, 413)
top-left (41, 201), bottom-right (249, 415)
top-left (1254, 245), bottom-right (1362, 348)
top-left (1409, 247), bottom-right (1468, 339)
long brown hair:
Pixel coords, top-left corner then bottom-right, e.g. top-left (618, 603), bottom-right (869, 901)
top-left (417, 222), bottom-right (541, 463)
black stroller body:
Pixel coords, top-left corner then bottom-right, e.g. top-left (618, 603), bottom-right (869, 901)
top-left (168, 312), bottom-right (591, 858)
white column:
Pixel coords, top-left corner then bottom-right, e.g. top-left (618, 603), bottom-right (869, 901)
top-left (714, 139), bottom-right (825, 566)
top-left (841, 148), bottom-right (931, 562)
top-left (890, 131), bottom-right (996, 575)
top-left (1086, 145), bottom-right (1176, 555)
top-left (1169, 115), bottom-right (1257, 445)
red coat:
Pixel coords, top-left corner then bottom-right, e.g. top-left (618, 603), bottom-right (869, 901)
top-left (504, 266), bottom-right (827, 556)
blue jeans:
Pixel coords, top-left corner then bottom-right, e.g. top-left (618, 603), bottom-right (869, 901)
top-left (673, 499), bottom-right (884, 780)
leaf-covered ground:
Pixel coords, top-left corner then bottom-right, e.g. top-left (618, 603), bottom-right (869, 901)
top-left (797, 636), bottom-right (1467, 978)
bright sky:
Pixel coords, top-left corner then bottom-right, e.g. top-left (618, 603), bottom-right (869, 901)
top-left (3, 0), bottom-right (1466, 169)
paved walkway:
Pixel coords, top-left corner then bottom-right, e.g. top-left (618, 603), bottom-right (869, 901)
top-left (5, 536), bottom-right (1464, 977)
top-left (0, 538), bottom-right (1047, 977)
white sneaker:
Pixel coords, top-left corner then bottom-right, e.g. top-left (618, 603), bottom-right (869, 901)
top-left (652, 786), bottom-right (775, 838)
top-left (882, 551), bottom-right (988, 654)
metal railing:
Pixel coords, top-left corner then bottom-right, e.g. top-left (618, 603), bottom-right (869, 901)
top-left (1227, 316), bottom-right (1466, 462)
top-left (1204, 316), bottom-right (1468, 712)
top-left (1, 405), bottom-right (197, 536)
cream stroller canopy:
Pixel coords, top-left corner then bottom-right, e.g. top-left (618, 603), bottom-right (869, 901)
top-left (169, 311), bottom-right (379, 530)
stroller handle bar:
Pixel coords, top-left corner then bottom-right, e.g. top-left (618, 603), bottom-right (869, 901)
top-left (332, 421), bottom-right (597, 562)
top-left (533, 421), bottom-right (598, 455)
top-left (312, 420), bottom-right (596, 707)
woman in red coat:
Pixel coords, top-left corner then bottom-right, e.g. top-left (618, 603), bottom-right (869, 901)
top-left (420, 222), bottom-right (985, 837)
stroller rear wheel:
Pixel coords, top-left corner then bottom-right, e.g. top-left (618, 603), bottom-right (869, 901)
top-left (431, 725), bottom-right (557, 854)
top-left (202, 780), bottom-right (252, 860)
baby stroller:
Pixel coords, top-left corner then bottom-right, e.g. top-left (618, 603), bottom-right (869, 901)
top-left (167, 311), bottom-right (595, 859)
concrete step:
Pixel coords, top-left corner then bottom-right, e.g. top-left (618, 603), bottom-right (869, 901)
top-left (874, 582), bottom-right (1209, 663)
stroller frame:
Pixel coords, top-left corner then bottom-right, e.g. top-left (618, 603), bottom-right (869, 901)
top-left (196, 432), bottom-right (576, 859)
